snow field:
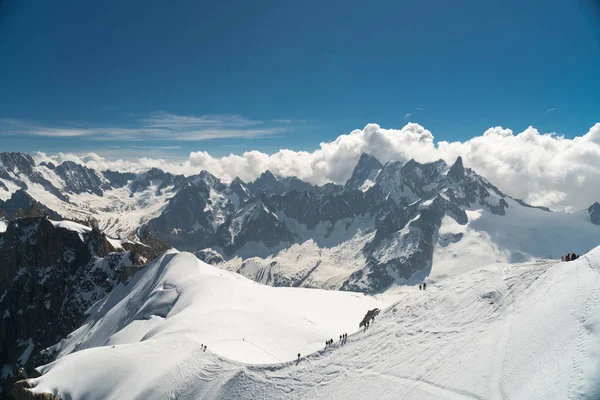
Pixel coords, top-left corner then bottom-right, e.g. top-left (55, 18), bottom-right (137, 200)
top-left (30, 246), bottom-right (600, 399)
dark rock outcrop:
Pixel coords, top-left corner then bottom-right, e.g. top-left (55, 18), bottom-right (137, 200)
top-left (0, 218), bottom-right (133, 397)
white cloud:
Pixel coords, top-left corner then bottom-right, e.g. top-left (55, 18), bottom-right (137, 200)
top-left (404, 113), bottom-right (412, 119)
top-left (34, 122), bottom-right (600, 211)
top-left (545, 107), bottom-right (558, 114)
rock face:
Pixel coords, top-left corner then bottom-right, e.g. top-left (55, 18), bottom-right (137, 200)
top-left (247, 170), bottom-right (316, 196)
top-left (0, 218), bottom-right (136, 397)
top-left (589, 202), bottom-right (600, 225)
top-left (344, 153), bottom-right (384, 192)
top-left (0, 190), bottom-right (62, 220)
top-left (53, 161), bottom-right (111, 196)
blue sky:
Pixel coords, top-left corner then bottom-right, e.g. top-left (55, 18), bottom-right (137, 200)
top-left (0, 0), bottom-right (599, 159)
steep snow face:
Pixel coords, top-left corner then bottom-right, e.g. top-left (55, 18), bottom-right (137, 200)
top-left (29, 246), bottom-right (600, 400)
top-left (41, 251), bottom-right (385, 366)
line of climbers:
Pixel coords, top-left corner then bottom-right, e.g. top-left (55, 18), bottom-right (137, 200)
top-left (324, 333), bottom-right (348, 349)
top-left (298, 308), bottom-right (380, 366)
top-left (562, 253), bottom-right (579, 261)
top-left (419, 282), bottom-right (427, 290)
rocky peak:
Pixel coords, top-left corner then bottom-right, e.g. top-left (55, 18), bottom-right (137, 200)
top-left (38, 161), bottom-right (56, 170)
top-left (0, 152), bottom-right (36, 175)
top-left (102, 170), bottom-right (136, 188)
top-left (448, 156), bottom-right (465, 181)
top-left (229, 177), bottom-right (252, 206)
top-left (249, 170), bottom-right (314, 196)
top-left (130, 168), bottom-right (182, 194)
top-left (589, 202), bottom-right (600, 225)
top-left (345, 153), bottom-right (383, 192)
top-left (54, 161), bottom-right (111, 196)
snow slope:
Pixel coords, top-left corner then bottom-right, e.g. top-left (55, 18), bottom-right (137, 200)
top-left (29, 246), bottom-right (600, 399)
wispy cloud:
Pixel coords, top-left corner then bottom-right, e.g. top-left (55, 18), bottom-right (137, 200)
top-left (404, 113), bottom-right (412, 119)
top-left (271, 119), bottom-right (306, 124)
top-left (127, 145), bottom-right (182, 150)
top-left (545, 107), bottom-right (557, 114)
top-left (416, 108), bottom-right (425, 111)
top-left (0, 112), bottom-right (289, 141)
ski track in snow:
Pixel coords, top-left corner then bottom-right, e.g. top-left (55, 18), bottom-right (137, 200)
top-left (570, 255), bottom-right (600, 398)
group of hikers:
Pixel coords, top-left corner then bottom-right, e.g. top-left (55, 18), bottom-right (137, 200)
top-left (419, 282), bottom-right (427, 290)
top-left (200, 344), bottom-right (207, 352)
top-left (562, 253), bottom-right (580, 261)
top-left (325, 333), bottom-right (348, 349)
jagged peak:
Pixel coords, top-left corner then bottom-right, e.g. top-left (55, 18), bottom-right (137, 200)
top-left (256, 170), bottom-right (277, 182)
top-left (448, 156), bottom-right (465, 180)
top-left (357, 152), bottom-right (383, 167)
top-left (0, 152), bottom-right (35, 169)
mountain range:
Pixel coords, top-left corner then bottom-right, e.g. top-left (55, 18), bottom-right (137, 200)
top-left (2, 151), bottom-right (599, 295)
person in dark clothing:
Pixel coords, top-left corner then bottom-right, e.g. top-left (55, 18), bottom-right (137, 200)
top-left (297, 353), bottom-right (301, 365)
top-left (423, 282), bottom-right (427, 290)
top-left (339, 334), bottom-right (342, 343)
top-left (419, 284), bottom-right (422, 290)
top-left (572, 253), bottom-right (577, 260)
top-left (565, 254), bottom-right (571, 261)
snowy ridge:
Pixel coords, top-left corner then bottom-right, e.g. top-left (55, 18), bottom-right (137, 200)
top-left (26, 246), bottom-right (600, 399)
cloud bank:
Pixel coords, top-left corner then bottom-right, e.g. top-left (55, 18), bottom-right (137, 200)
top-left (35, 122), bottom-right (600, 211)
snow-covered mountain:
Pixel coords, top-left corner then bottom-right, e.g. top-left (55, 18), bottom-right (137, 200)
top-left (15, 246), bottom-right (600, 399)
top-left (2, 151), bottom-right (600, 294)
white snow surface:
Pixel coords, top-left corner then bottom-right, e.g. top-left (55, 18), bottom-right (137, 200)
top-left (30, 246), bottom-right (600, 399)
top-left (0, 219), bottom-right (6, 233)
top-left (48, 220), bottom-right (92, 234)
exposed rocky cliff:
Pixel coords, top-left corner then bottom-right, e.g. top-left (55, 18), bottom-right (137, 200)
top-left (0, 218), bottom-right (142, 398)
